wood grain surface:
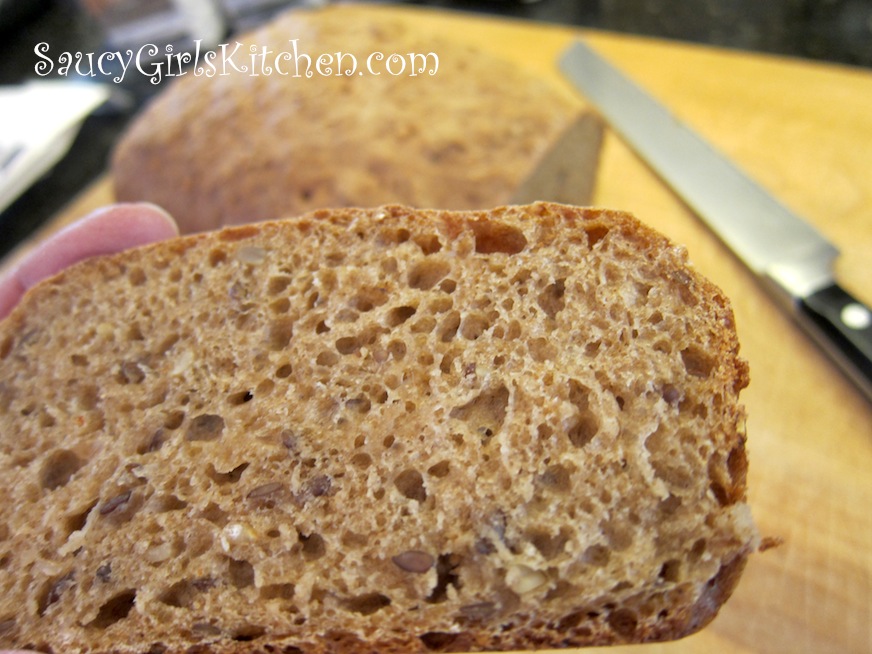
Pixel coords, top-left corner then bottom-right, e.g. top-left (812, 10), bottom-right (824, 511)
top-left (5, 5), bottom-right (872, 653)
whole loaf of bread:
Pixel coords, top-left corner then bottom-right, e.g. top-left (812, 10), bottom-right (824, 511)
top-left (111, 5), bottom-right (603, 234)
top-left (0, 203), bottom-right (758, 653)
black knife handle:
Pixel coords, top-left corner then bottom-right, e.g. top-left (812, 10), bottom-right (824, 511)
top-left (798, 284), bottom-right (872, 404)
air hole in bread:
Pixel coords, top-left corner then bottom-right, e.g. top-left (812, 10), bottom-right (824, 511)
top-left (151, 494), bottom-right (188, 513)
top-left (385, 305), bottom-right (417, 327)
top-left (602, 519), bottom-right (634, 551)
top-left (655, 462), bottom-right (693, 491)
top-left (566, 380), bottom-right (599, 448)
top-left (201, 502), bottom-right (229, 526)
top-left (260, 583), bottom-right (295, 601)
top-left (345, 395), bottom-right (371, 415)
top-left (394, 468), bottom-right (426, 502)
top-left (267, 318), bottom-right (294, 351)
top-left (158, 579), bottom-right (211, 608)
top-left (528, 337), bottom-right (556, 362)
top-left (70, 353), bottom-right (88, 366)
top-left (40, 449), bottom-right (83, 491)
top-left (584, 224), bottom-right (610, 248)
top-left (427, 460), bottom-right (451, 478)
top-left (227, 390), bottom-right (254, 406)
top-left (527, 526), bottom-right (571, 560)
top-left (117, 361), bottom-right (146, 385)
top-left (555, 610), bottom-right (586, 632)
top-left (206, 462), bottom-right (249, 485)
top-left (350, 287), bottom-right (388, 313)
top-left (426, 554), bottom-right (462, 604)
top-left (460, 313), bottom-right (489, 340)
top-left (154, 333), bottom-right (180, 357)
top-left (606, 607), bottom-right (638, 638)
top-left (388, 340), bottom-right (406, 361)
top-left (438, 350), bottom-right (457, 374)
top-left (228, 558), bottom-right (255, 588)
top-left (275, 363), bottom-right (294, 378)
top-left (298, 531), bottom-right (326, 560)
top-left (0, 617), bottom-right (15, 637)
top-left (351, 453), bottom-right (372, 469)
top-left (414, 234), bottom-right (442, 255)
top-left (0, 335), bottom-right (12, 360)
top-left (681, 346), bottom-right (715, 379)
top-left (268, 275), bottom-right (292, 295)
top-left (539, 463), bottom-right (573, 494)
top-left (439, 278), bottom-right (457, 294)
top-left (411, 316), bottom-right (437, 334)
top-left (186, 414), bottom-right (225, 441)
top-left (128, 267), bottom-right (147, 286)
top-left (437, 312), bottom-right (461, 342)
top-left (659, 559), bottom-right (682, 582)
top-left (343, 593), bottom-right (391, 616)
top-left (709, 442), bottom-right (747, 506)
top-left (689, 538), bottom-right (707, 563)
top-left (581, 544), bottom-right (610, 567)
top-left (208, 249), bottom-right (227, 267)
top-left (335, 336), bottom-right (360, 355)
top-left (271, 297), bottom-right (291, 314)
top-left (469, 221), bottom-right (527, 255)
top-left (37, 571), bottom-right (74, 616)
top-left (537, 279), bottom-right (566, 319)
top-left (419, 631), bottom-right (459, 651)
top-left (256, 379), bottom-right (275, 398)
top-left (449, 385), bottom-right (509, 443)
top-left (77, 385), bottom-right (100, 411)
top-left (232, 624), bottom-right (267, 641)
top-left (378, 227), bottom-right (411, 246)
top-left (408, 259), bottom-right (450, 291)
top-left (246, 482), bottom-right (288, 508)
top-left (658, 494), bottom-right (682, 516)
top-left (316, 350), bottom-right (340, 367)
top-left (98, 490), bottom-right (137, 523)
top-left (91, 590), bottom-right (137, 628)
top-left (64, 501), bottom-right (97, 534)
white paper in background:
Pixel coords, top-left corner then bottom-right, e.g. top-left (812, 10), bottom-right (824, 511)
top-left (0, 81), bottom-right (110, 215)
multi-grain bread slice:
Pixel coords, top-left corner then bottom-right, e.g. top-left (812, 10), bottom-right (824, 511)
top-left (111, 4), bottom-right (603, 234)
top-left (0, 203), bottom-right (757, 653)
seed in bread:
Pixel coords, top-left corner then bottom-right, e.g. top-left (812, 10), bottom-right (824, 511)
top-left (0, 203), bottom-right (758, 653)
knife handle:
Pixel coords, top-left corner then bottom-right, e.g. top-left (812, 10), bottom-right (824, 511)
top-left (798, 284), bottom-right (872, 404)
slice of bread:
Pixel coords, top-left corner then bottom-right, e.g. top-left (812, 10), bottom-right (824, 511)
top-left (0, 203), bottom-right (757, 653)
top-left (111, 5), bottom-right (603, 234)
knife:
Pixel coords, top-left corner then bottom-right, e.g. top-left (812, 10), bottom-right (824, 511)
top-left (559, 40), bottom-right (872, 404)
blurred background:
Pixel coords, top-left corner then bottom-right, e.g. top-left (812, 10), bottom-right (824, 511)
top-left (1, 0), bottom-right (871, 258)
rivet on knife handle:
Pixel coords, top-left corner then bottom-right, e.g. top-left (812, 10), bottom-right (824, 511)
top-left (559, 40), bottom-right (872, 404)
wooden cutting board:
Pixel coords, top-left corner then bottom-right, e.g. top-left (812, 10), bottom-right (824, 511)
top-left (8, 5), bottom-right (872, 653)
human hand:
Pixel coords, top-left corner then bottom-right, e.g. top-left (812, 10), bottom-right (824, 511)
top-left (0, 203), bottom-right (178, 321)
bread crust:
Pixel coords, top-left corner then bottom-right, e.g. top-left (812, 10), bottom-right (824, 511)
top-left (0, 203), bottom-right (756, 653)
top-left (110, 5), bottom-right (602, 234)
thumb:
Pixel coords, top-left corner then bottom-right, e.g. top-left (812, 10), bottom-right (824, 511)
top-left (0, 203), bottom-right (179, 321)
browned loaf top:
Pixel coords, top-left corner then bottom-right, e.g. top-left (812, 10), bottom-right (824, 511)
top-left (110, 5), bottom-right (603, 234)
top-left (0, 203), bottom-right (758, 653)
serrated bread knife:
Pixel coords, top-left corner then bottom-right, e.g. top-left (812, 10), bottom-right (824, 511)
top-left (560, 40), bottom-right (872, 404)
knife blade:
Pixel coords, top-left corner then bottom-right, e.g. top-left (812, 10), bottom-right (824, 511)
top-left (559, 40), bottom-right (872, 403)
